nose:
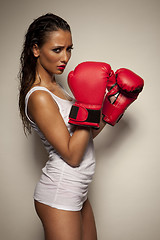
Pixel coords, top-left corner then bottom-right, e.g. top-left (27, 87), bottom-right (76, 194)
top-left (61, 50), bottom-right (70, 64)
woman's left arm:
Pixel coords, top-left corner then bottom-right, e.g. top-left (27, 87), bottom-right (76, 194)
top-left (92, 115), bottom-right (107, 139)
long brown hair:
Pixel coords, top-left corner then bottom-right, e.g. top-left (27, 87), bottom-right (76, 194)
top-left (18, 13), bottom-right (71, 135)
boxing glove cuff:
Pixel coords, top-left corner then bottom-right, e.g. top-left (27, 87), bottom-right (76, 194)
top-left (69, 105), bottom-right (101, 128)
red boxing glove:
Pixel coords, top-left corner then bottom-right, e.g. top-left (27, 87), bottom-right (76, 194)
top-left (102, 68), bottom-right (144, 126)
top-left (68, 61), bottom-right (112, 128)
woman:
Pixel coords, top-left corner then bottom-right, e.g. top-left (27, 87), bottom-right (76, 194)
top-left (19, 13), bottom-right (106, 240)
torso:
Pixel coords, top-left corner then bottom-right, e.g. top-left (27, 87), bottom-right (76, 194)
top-left (25, 85), bottom-right (96, 211)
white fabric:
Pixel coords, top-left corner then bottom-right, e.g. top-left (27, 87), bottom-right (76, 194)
top-left (25, 86), bottom-right (96, 211)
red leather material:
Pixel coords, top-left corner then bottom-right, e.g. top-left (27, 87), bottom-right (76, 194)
top-left (116, 68), bottom-right (144, 93)
top-left (70, 104), bottom-right (89, 122)
top-left (68, 61), bottom-right (112, 128)
top-left (102, 68), bottom-right (144, 126)
top-left (102, 85), bottom-right (137, 125)
top-left (106, 70), bottom-right (117, 90)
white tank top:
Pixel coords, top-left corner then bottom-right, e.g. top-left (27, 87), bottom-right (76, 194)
top-left (25, 86), bottom-right (96, 210)
top-left (25, 86), bottom-right (96, 172)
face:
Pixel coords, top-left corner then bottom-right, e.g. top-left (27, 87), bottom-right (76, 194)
top-left (33, 29), bottom-right (73, 75)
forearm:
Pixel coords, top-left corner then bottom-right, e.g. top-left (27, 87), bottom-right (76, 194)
top-left (92, 116), bottom-right (106, 139)
top-left (65, 127), bottom-right (91, 167)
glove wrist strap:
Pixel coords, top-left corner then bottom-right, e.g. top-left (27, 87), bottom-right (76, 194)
top-left (69, 105), bottom-right (101, 124)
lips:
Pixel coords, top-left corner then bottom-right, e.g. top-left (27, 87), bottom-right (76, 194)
top-left (57, 65), bottom-right (66, 70)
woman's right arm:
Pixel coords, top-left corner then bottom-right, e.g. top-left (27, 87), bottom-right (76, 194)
top-left (28, 91), bottom-right (91, 167)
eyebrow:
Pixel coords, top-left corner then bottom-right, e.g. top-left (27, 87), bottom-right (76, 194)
top-left (52, 44), bottom-right (73, 48)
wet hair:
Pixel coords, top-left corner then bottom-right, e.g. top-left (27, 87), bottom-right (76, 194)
top-left (18, 13), bottom-right (71, 134)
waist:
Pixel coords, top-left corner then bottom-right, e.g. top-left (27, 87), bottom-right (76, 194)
top-left (44, 152), bottom-right (95, 181)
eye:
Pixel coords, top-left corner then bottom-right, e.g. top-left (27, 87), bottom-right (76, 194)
top-left (52, 48), bottom-right (62, 53)
top-left (67, 46), bottom-right (74, 52)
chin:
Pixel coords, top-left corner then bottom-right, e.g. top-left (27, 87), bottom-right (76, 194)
top-left (56, 72), bottom-right (63, 75)
top-left (56, 70), bottom-right (64, 75)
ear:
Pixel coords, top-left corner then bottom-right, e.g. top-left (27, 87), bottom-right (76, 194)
top-left (32, 44), bottom-right (40, 57)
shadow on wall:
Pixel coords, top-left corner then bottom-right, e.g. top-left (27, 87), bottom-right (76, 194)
top-left (32, 132), bottom-right (48, 170)
top-left (88, 114), bottom-right (135, 202)
top-left (94, 114), bottom-right (134, 158)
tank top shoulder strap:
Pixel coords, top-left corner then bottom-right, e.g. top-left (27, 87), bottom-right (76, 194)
top-left (25, 86), bottom-right (58, 125)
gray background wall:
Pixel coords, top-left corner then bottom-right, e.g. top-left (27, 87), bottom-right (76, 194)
top-left (0, 0), bottom-right (160, 239)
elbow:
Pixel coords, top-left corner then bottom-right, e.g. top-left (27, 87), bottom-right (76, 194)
top-left (68, 158), bottom-right (81, 168)
top-left (68, 162), bottom-right (80, 168)
top-left (64, 155), bottom-right (81, 168)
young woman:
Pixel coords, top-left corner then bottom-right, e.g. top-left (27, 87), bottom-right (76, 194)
top-left (19, 13), bottom-right (106, 240)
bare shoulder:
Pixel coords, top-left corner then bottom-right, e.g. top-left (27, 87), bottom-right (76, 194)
top-left (27, 90), bottom-right (60, 124)
top-left (28, 90), bottom-right (58, 111)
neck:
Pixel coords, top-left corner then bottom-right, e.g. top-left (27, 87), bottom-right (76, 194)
top-left (35, 61), bottom-right (56, 86)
